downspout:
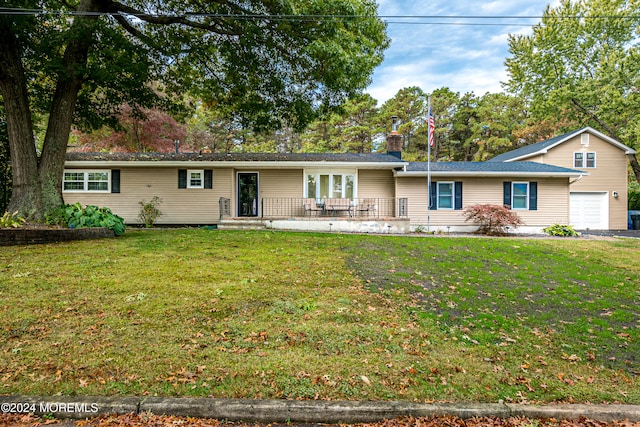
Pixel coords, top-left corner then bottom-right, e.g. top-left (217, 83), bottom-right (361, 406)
top-left (569, 175), bottom-right (584, 185)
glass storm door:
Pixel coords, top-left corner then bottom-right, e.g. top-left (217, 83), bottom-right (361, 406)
top-left (237, 173), bottom-right (259, 217)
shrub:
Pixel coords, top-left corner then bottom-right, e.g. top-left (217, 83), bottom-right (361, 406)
top-left (46, 203), bottom-right (125, 236)
top-left (138, 196), bottom-right (163, 227)
top-left (462, 204), bottom-right (523, 235)
top-left (0, 211), bottom-right (26, 228)
top-left (543, 224), bottom-right (580, 237)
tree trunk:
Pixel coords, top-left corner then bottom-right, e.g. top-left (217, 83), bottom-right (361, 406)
top-left (38, 0), bottom-right (103, 215)
top-left (0, 17), bottom-right (40, 218)
top-left (629, 153), bottom-right (640, 184)
top-left (1, 0), bottom-right (103, 218)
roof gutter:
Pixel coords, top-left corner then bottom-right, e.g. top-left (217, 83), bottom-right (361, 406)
top-left (394, 170), bottom-right (588, 179)
top-left (65, 160), bottom-right (408, 169)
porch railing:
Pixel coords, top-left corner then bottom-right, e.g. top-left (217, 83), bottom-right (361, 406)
top-left (260, 197), bottom-right (408, 219)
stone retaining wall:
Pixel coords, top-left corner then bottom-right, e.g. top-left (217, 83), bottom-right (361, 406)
top-left (0, 227), bottom-right (115, 246)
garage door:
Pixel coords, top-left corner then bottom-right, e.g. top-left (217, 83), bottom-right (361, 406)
top-left (570, 192), bottom-right (608, 230)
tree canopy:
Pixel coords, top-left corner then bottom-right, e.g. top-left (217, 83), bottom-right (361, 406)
top-left (0, 0), bottom-right (389, 217)
top-left (504, 0), bottom-right (640, 181)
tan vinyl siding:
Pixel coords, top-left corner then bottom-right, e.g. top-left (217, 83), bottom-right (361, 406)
top-left (515, 179), bottom-right (570, 226)
top-left (254, 169), bottom-right (303, 199)
top-left (524, 133), bottom-right (628, 229)
top-left (396, 177), bottom-right (427, 225)
top-left (396, 177), bottom-right (570, 227)
top-left (357, 169), bottom-right (395, 198)
top-left (63, 167), bottom-right (233, 224)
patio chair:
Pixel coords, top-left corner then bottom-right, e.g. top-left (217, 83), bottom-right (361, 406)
top-left (356, 198), bottom-right (375, 217)
top-left (303, 198), bottom-right (323, 216)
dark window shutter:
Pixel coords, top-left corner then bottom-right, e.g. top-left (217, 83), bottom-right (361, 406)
top-left (111, 169), bottom-right (120, 193)
top-left (503, 182), bottom-right (512, 208)
top-left (454, 181), bottom-right (463, 210)
top-left (429, 181), bottom-right (437, 210)
top-left (204, 170), bottom-right (213, 189)
top-left (178, 169), bottom-right (187, 189)
top-left (529, 181), bottom-right (538, 210)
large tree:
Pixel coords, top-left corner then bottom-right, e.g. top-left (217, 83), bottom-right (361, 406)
top-left (0, 0), bottom-right (388, 218)
top-left (378, 86), bottom-right (427, 155)
top-left (504, 0), bottom-right (640, 182)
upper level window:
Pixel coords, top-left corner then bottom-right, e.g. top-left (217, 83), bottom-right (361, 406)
top-left (306, 172), bottom-right (355, 200)
top-left (574, 152), bottom-right (596, 168)
top-left (63, 170), bottom-right (110, 192)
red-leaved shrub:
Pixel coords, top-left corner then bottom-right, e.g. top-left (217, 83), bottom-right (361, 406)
top-left (462, 204), bottom-right (523, 235)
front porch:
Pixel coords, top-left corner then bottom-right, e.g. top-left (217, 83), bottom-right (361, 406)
top-left (218, 197), bottom-right (411, 233)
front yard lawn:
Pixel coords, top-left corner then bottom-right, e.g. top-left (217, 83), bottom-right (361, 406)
top-left (0, 230), bottom-right (638, 404)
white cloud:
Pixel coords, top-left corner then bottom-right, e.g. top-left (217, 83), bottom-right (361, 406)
top-left (367, 0), bottom-right (555, 104)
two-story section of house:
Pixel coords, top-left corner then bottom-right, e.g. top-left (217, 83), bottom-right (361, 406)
top-left (490, 127), bottom-right (636, 230)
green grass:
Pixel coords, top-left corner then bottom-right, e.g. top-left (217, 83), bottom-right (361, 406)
top-left (0, 230), bottom-right (638, 404)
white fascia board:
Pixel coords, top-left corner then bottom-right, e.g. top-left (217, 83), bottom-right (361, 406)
top-left (504, 127), bottom-right (637, 161)
top-left (64, 160), bottom-right (408, 169)
top-left (394, 170), bottom-right (588, 179)
top-left (583, 126), bottom-right (636, 154)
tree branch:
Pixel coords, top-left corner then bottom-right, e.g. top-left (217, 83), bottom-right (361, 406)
top-left (108, 0), bottom-right (244, 36)
top-left (570, 98), bottom-right (618, 138)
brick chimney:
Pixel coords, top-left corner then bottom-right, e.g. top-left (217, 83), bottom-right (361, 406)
top-left (386, 116), bottom-right (403, 159)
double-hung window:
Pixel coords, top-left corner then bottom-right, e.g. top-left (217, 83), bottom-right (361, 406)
top-left (188, 170), bottom-right (204, 189)
top-left (512, 182), bottom-right (529, 210)
top-left (63, 170), bottom-right (111, 192)
top-left (429, 181), bottom-right (463, 210)
top-left (574, 152), bottom-right (596, 168)
top-left (437, 182), bottom-right (454, 209)
top-left (178, 169), bottom-right (213, 189)
top-left (306, 171), bottom-right (355, 200)
top-left (503, 181), bottom-right (537, 210)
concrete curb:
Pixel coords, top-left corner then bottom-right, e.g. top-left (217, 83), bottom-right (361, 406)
top-left (1, 396), bottom-right (639, 423)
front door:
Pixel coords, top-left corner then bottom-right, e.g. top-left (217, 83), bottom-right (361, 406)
top-left (237, 173), bottom-right (259, 217)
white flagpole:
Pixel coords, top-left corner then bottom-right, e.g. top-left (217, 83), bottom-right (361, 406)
top-left (427, 95), bottom-right (432, 233)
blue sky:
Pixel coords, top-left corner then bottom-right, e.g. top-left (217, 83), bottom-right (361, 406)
top-left (366, 0), bottom-right (560, 105)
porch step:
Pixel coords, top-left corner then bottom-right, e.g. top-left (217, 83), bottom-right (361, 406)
top-left (218, 219), bottom-right (266, 230)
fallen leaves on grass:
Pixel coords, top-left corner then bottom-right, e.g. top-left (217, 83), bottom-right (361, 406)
top-left (2, 414), bottom-right (640, 427)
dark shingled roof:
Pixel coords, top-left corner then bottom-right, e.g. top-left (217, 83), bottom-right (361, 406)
top-left (405, 161), bottom-right (583, 174)
top-left (488, 129), bottom-right (581, 162)
top-left (65, 151), bottom-right (405, 163)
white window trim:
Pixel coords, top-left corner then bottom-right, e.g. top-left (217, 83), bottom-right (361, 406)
top-left (63, 170), bottom-right (111, 193)
top-left (437, 181), bottom-right (455, 210)
top-left (574, 152), bottom-right (596, 169)
top-left (187, 169), bottom-right (204, 189)
top-left (512, 182), bottom-right (529, 210)
top-left (304, 170), bottom-right (357, 200)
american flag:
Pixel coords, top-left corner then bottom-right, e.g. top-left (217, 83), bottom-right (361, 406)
top-left (428, 104), bottom-right (435, 147)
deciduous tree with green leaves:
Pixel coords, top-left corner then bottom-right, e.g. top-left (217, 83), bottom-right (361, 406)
top-left (505, 0), bottom-right (640, 182)
top-left (0, 0), bottom-right (389, 218)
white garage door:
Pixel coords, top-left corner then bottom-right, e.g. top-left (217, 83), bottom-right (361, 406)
top-left (570, 192), bottom-right (609, 230)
